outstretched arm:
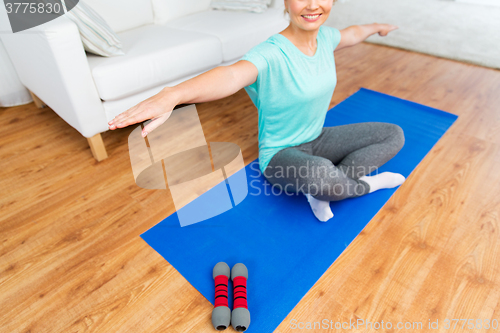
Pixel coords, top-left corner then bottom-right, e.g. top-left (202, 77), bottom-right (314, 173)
top-left (335, 23), bottom-right (398, 51)
top-left (108, 60), bottom-right (258, 136)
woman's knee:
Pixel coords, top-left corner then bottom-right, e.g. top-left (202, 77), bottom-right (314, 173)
top-left (386, 123), bottom-right (405, 151)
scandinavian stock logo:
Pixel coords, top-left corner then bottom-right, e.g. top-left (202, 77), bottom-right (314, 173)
top-left (128, 104), bottom-right (248, 227)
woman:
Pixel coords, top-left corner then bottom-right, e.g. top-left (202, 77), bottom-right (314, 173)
top-left (108, 0), bottom-right (405, 222)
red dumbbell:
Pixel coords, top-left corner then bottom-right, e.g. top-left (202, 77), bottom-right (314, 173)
top-left (231, 263), bottom-right (250, 332)
top-left (212, 262), bottom-right (231, 330)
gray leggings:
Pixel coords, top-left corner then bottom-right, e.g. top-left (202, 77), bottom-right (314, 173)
top-left (263, 122), bottom-right (405, 201)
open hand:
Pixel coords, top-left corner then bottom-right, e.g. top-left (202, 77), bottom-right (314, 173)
top-left (378, 24), bottom-right (398, 36)
top-left (108, 87), bottom-right (179, 137)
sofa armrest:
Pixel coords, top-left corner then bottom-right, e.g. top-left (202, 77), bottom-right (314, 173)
top-left (0, 15), bottom-right (108, 138)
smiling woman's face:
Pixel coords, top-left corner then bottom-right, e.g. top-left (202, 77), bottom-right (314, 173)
top-left (285, 0), bottom-right (334, 31)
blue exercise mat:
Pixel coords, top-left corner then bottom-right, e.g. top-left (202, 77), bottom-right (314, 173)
top-left (140, 88), bottom-right (457, 332)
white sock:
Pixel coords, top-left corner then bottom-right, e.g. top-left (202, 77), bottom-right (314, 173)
top-left (359, 172), bottom-right (406, 193)
top-left (305, 193), bottom-right (334, 222)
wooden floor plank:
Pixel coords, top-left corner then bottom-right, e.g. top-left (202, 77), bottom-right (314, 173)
top-left (1, 42), bottom-right (499, 332)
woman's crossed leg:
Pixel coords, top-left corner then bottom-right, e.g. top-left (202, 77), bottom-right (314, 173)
top-left (263, 122), bottom-right (406, 221)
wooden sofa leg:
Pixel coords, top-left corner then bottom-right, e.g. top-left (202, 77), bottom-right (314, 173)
top-left (28, 90), bottom-right (46, 108)
top-left (87, 133), bottom-right (108, 161)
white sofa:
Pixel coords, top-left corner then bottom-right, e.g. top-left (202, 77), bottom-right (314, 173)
top-left (0, 0), bottom-right (287, 161)
top-left (0, 39), bottom-right (33, 107)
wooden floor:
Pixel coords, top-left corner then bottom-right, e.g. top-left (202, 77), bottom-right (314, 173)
top-left (1, 43), bottom-right (499, 333)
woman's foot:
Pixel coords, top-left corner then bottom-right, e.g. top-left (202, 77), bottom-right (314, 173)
top-left (305, 194), bottom-right (334, 222)
top-left (359, 172), bottom-right (405, 193)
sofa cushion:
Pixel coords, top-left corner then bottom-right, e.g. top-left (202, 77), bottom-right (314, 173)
top-left (86, 24), bottom-right (223, 101)
top-left (82, 0), bottom-right (154, 33)
top-left (151, 0), bottom-right (212, 25)
top-left (164, 7), bottom-right (289, 62)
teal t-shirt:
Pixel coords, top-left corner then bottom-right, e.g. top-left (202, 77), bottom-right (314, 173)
top-left (241, 25), bottom-right (342, 174)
